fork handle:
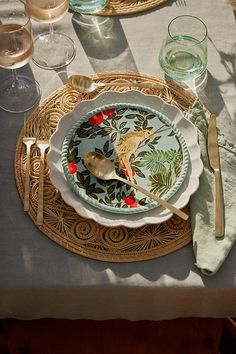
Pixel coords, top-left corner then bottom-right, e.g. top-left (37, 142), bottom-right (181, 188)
top-left (36, 150), bottom-right (46, 226)
top-left (215, 169), bottom-right (225, 238)
top-left (24, 144), bottom-right (31, 211)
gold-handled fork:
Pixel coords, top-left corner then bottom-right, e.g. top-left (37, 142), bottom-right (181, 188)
top-left (22, 114), bottom-right (36, 211)
top-left (36, 127), bottom-right (49, 226)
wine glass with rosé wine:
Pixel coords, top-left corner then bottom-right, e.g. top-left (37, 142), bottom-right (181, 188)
top-left (21, 0), bottom-right (76, 69)
top-left (0, 0), bottom-right (41, 113)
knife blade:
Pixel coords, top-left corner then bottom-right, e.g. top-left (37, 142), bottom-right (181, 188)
top-left (207, 113), bottom-right (225, 238)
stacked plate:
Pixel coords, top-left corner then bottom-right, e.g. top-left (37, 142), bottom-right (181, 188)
top-left (47, 90), bottom-right (203, 228)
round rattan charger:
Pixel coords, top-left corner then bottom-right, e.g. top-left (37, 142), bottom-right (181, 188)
top-left (15, 72), bottom-right (195, 262)
top-left (89, 0), bottom-right (168, 16)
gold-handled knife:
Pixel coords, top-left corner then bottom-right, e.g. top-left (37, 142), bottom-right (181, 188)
top-left (207, 113), bottom-right (225, 238)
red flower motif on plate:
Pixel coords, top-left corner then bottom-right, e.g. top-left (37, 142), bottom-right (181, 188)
top-left (103, 108), bottom-right (116, 116)
top-left (124, 196), bottom-right (138, 208)
top-left (88, 112), bottom-right (104, 125)
top-left (68, 162), bottom-right (77, 174)
top-left (121, 163), bottom-right (135, 177)
top-left (125, 169), bottom-right (135, 177)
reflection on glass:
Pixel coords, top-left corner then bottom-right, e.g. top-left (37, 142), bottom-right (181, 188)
top-left (69, 0), bottom-right (110, 14)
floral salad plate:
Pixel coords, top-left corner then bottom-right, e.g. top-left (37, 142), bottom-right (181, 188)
top-left (61, 102), bottom-right (189, 214)
top-left (47, 90), bottom-right (203, 227)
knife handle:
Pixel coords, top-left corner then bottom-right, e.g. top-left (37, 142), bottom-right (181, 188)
top-left (215, 169), bottom-right (225, 238)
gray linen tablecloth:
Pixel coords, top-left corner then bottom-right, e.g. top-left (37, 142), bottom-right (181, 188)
top-left (0, 0), bottom-right (236, 320)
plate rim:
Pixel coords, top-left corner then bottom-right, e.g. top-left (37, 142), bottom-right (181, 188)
top-left (47, 90), bottom-right (203, 227)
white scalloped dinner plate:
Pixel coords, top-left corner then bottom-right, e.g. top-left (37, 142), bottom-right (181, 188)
top-left (47, 90), bottom-right (203, 228)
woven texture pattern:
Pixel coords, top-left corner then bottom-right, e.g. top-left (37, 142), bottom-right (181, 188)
top-left (15, 72), bottom-right (194, 262)
top-left (98, 0), bottom-right (167, 15)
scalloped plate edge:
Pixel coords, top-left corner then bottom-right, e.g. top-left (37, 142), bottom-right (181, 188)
top-left (48, 90), bottom-right (203, 227)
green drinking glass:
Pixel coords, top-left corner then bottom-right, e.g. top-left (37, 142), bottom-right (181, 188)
top-left (159, 15), bottom-right (208, 86)
top-left (69, 0), bottom-right (110, 14)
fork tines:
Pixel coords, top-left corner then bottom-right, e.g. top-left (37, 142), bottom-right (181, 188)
top-left (176, 0), bottom-right (186, 7)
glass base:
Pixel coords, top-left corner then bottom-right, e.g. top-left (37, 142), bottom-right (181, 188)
top-left (0, 75), bottom-right (41, 113)
top-left (33, 32), bottom-right (76, 70)
top-left (164, 70), bottom-right (208, 92)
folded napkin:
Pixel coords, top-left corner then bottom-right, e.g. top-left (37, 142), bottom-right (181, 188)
top-left (184, 99), bottom-right (236, 276)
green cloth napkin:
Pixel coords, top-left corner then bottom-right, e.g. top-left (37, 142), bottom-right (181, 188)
top-left (184, 99), bottom-right (236, 276)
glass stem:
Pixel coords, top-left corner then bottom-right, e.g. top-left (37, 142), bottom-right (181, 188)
top-left (49, 23), bottom-right (54, 40)
top-left (11, 69), bottom-right (19, 91)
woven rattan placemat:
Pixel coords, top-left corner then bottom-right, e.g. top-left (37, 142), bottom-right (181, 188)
top-left (15, 72), bottom-right (195, 262)
top-left (95, 0), bottom-right (168, 16)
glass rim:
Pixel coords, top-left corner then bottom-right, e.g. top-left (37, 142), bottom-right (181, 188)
top-left (1, 12), bottom-right (31, 34)
top-left (168, 15), bottom-right (208, 44)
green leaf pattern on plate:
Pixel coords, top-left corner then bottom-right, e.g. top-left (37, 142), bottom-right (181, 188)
top-left (62, 103), bottom-right (189, 214)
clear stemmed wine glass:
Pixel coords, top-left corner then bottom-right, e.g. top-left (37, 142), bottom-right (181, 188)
top-left (0, 1), bottom-right (41, 113)
top-left (22, 0), bottom-right (76, 69)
